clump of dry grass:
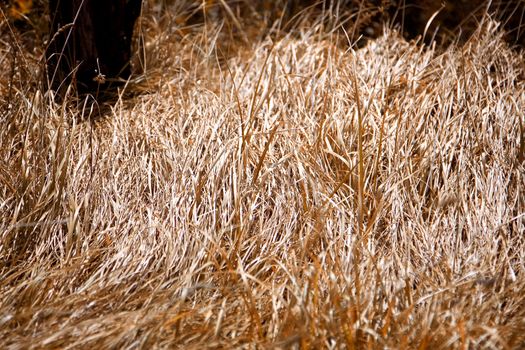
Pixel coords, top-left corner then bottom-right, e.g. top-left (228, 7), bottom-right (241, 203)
top-left (1, 3), bottom-right (525, 349)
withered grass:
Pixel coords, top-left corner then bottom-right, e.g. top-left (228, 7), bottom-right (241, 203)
top-left (1, 2), bottom-right (524, 349)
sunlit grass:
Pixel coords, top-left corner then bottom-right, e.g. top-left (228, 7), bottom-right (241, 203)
top-left (1, 2), bottom-right (524, 348)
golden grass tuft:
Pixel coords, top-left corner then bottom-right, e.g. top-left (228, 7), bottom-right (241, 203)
top-left (1, 3), bottom-right (525, 349)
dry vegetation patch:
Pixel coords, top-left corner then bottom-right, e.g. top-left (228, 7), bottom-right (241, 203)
top-left (1, 4), bottom-right (525, 349)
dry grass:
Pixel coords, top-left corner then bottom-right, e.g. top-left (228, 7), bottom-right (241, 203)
top-left (1, 2), bottom-right (525, 349)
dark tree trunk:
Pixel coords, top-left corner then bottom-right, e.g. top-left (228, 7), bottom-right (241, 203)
top-left (46, 0), bottom-right (142, 97)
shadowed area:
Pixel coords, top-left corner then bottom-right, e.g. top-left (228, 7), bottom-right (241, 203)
top-left (45, 0), bottom-right (142, 97)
